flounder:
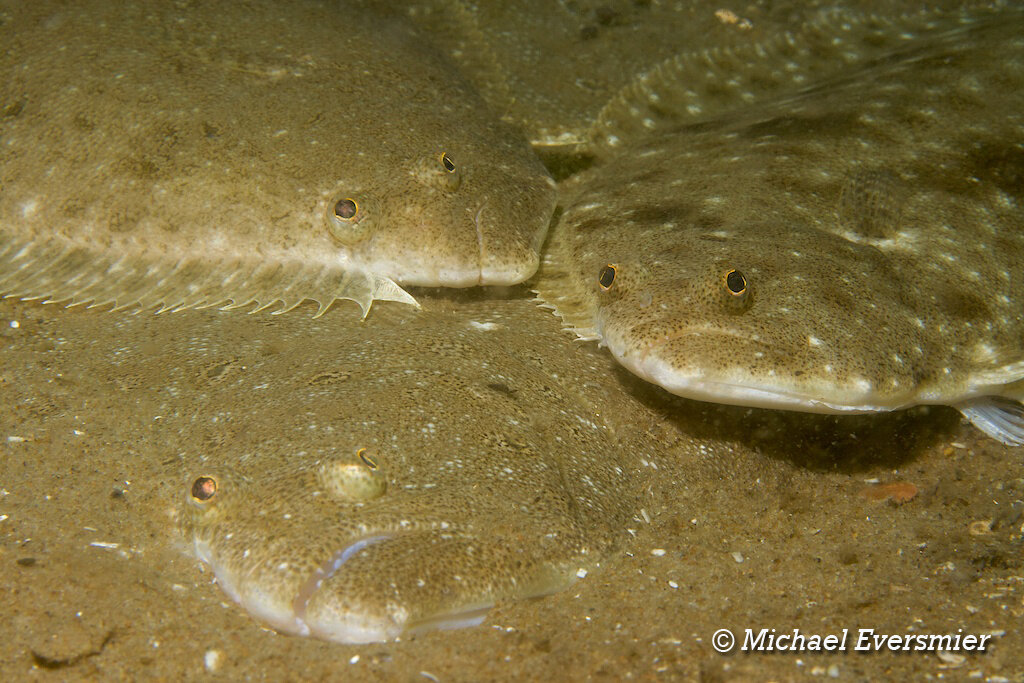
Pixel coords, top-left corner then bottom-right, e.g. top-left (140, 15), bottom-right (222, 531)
top-left (412, 2), bottom-right (980, 152)
top-left (588, 5), bottom-right (1002, 155)
top-left (178, 298), bottom-right (651, 643)
top-left (0, 0), bottom-right (556, 317)
top-left (536, 10), bottom-right (1024, 445)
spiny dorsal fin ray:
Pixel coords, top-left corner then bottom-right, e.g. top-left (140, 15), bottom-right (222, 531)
top-left (588, 6), bottom-right (998, 155)
top-left (0, 233), bottom-right (418, 320)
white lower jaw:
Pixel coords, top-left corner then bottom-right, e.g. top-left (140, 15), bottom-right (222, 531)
top-left (195, 534), bottom-right (494, 644)
top-left (616, 348), bottom-right (896, 415)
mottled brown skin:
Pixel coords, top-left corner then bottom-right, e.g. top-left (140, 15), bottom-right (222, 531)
top-left (0, 0), bottom-right (555, 316)
top-left (538, 12), bottom-right (1024, 414)
top-left (587, 5), bottom-right (1000, 155)
top-left (410, 3), bottom-right (983, 150)
top-left (179, 298), bottom-right (652, 643)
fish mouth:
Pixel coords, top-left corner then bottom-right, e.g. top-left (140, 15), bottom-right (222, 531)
top-left (194, 532), bottom-right (493, 644)
top-left (357, 201), bottom-right (538, 288)
top-left (603, 325), bottom-right (892, 414)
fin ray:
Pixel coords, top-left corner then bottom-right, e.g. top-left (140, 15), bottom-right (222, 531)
top-left (0, 233), bottom-right (418, 318)
top-left (956, 397), bottom-right (1024, 447)
top-left (532, 208), bottom-right (600, 342)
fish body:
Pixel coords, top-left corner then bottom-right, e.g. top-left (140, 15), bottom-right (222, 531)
top-left (176, 298), bottom-right (650, 643)
top-left (588, 5), bottom-right (1005, 155)
top-left (537, 11), bottom-right (1024, 444)
top-left (0, 0), bottom-right (555, 317)
top-left (416, 3), bottom-right (982, 151)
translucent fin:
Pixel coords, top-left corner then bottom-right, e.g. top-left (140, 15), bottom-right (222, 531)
top-left (588, 7), bottom-right (992, 155)
top-left (956, 397), bottom-right (1024, 447)
top-left (531, 210), bottom-right (600, 342)
top-left (0, 233), bottom-right (419, 319)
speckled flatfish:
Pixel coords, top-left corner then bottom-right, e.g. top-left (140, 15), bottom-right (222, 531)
top-left (536, 10), bottom-right (1024, 445)
top-left (408, 2), bottom-right (981, 152)
top-left (0, 0), bottom-right (556, 317)
top-left (588, 5), bottom-right (1004, 155)
top-left (404, 0), bottom-right (807, 149)
top-left (171, 297), bottom-right (652, 643)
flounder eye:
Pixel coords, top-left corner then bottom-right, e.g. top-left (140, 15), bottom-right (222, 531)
top-left (598, 264), bottom-right (617, 291)
top-left (440, 152), bottom-right (456, 173)
top-left (720, 268), bottom-right (752, 312)
top-left (317, 449), bottom-right (387, 502)
top-left (191, 476), bottom-right (218, 503)
top-left (333, 198), bottom-right (359, 221)
top-left (724, 269), bottom-right (747, 296)
top-left (437, 152), bottom-right (462, 191)
top-left (413, 153), bottom-right (462, 191)
top-left (357, 447), bottom-right (378, 470)
top-left (328, 195), bottom-right (378, 244)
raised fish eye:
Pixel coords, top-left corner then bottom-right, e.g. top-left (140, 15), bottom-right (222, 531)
top-left (328, 195), bottom-right (377, 244)
top-left (413, 154), bottom-right (462, 191)
top-left (317, 449), bottom-right (387, 502)
top-left (724, 269), bottom-right (747, 296)
top-left (440, 152), bottom-right (456, 173)
top-left (191, 476), bottom-right (218, 503)
top-left (334, 198), bottom-right (359, 221)
top-left (357, 447), bottom-right (378, 470)
top-left (598, 264), bottom-right (617, 291)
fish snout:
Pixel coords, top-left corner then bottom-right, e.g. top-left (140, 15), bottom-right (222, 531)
top-left (472, 199), bottom-right (543, 287)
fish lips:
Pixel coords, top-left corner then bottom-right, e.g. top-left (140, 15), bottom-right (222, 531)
top-left (195, 530), bottom-right (494, 644)
top-left (351, 198), bottom-right (549, 288)
top-left (602, 324), bottom-right (895, 414)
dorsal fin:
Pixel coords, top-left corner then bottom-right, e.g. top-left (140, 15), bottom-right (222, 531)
top-left (0, 233), bottom-right (418, 319)
top-left (532, 203), bottom-right (601, 342)
top-left (587, 7), bottom-right (995, 155)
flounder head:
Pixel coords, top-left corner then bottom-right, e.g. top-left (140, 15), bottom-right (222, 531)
top-left (591, 221), bottom-right (934, 413)
top-left (323, 124), bottom-right (556, 288)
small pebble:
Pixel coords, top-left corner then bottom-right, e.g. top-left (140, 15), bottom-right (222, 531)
top-left (203, 649), bottom-right (221, 672)
top-left (968, 520), bottom-right (993, 535)
top-left (576, 568), bottom-right (588, 578)
top-left (651, 548), bottom-right (666, 557)
top-left (731, 551), bottom-right (744, 563)
top-left (937, 650), bottom-right (966, 666)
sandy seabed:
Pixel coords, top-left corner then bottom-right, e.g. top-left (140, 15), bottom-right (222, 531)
top-left (1, 294), bottom-right (1021, 682)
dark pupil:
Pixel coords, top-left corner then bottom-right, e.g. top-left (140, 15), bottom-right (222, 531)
top-left (441, 153), bottom-right (455, 172)
top-left (191, 476), bottom-right (217, 501)
top-left (598, 265), bottom-right (616, 289)
top-left (334, 199), bottom-right (358, 220)
top-left (726, 269), bottom-right (746, 294)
